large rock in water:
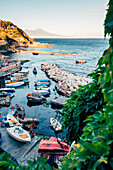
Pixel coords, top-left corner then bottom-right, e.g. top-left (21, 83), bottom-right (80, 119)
top-left (41, 63), bottom-right (92, 97)
top-left (19, 118), bottom-right (39, 125)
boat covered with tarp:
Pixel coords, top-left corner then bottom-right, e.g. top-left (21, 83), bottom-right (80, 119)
top-left (38, 137), bottom-right (70, 155)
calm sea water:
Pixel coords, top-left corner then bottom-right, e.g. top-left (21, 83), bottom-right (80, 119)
top-left (0, 38), bottom-right (109, 138)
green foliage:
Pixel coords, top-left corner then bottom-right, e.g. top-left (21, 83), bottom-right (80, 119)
top-left (0, 153), bottom-right (53, 170)
top-left (104, 0), bottom-right (113, 37)
top-left (61, 81), bottom-right (104, 144)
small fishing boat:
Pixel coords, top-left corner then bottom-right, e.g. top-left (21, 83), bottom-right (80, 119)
top-left (76, 60), bottom-right (86, 64)
top-left (33, 67), bottom-right (37, 74)
top-left (7, 126), bottom-right (31, 142)
top-left (15, 104), bottom-right (25, 119)
top-left (7, 114), bottom-right (22, 127)
top-left (38, 137), bottom-right (70, 154)
top-left (50, 118), bottom-right (62, 132)
top-left (0, 147), bottom-right (18, 163)
top-left (34, 82), bottom-right (51, 87)
top-left (0, 91), bottom-right (14, 98)
top-left (5, 81), bottom-right (24, 88)
top-left (33, 89), bottom-right (50, 97)
top-left (0, 96), bottom-right (11, 107)
top-left (0, 88), bottom-right (15, 93)
top-left (32, 52), bottom-right (39, 55)
top-left (34, 79), bottom-right (50, 86)
top-left (0, 133), bottom-right (2, 144)
top-left (7, 105), bottom-right (16, 116)
top-left (35, 86), bottom-right (50, 92)
top-left (36, 79), bottom-right (50, 82)
top-left (27, 92), bottom-right (46, 104)
top-left (12, 71), bottom-right (29, 77)
top-left (9, 77), bottom-right (29, 84)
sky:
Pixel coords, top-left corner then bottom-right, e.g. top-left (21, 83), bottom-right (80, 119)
top-left (0, 0), bottom-right (108, 38)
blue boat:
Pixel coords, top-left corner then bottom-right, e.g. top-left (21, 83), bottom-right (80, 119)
top-left (34, 79), bottom-right (51, 87)
top-left (0, 92), bottom-right (14, 98)
top-left (0, 133), bottom-right (2, 144)
top-left (37, 79), bottom-right (50, 82)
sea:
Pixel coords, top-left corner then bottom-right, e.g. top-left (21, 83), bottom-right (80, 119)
top-left (0, 38), bottom-right (109, 139)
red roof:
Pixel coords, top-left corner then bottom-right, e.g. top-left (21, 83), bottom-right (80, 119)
top-left (38, 137), bottom-right (70, 154)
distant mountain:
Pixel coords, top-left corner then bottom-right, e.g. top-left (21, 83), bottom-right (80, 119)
top-left (25, 28), bottom-right (66, 38)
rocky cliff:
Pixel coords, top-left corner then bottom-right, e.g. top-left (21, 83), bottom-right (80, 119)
top-left (0, 20), bottom-right (35, 52)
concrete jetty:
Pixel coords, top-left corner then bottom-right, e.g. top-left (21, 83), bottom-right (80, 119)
top-left (41, 63), bottom-right (92, 97)
top-left (0, 127), bottom-right (41, 166)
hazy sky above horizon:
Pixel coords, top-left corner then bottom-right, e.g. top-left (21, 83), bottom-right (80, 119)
top-left (0, 0), bottom-right (108, 38)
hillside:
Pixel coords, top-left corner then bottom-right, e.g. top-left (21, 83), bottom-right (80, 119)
top-left (0, 20), bottom-right (35, 52)
top-left (25, 28), bottom-right (66, 38)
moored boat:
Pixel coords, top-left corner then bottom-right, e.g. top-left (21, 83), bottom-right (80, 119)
top-left (32, 52), bottom-right (39, 55)
top-left (0, 91), bottom-right (14, 98)
top-left (34, 81), bottom-right (51, 87)
top-left (33, 67), bottom-right (37, 74)
top-left (75, 60), bottom-right (86, 64)
top-left (7, 126), bottom-right (31, 142)
top-left (0, 88), bottom-right (15, 93)
top-left (27, 92), bottom-right (46, 104)
top-left (15, 104), bottom-right (25, 119)
top-left (7, 105), bottom-right (16, 116)
top-left (0, 133), bottom-right (2, 144)
top-left (33, 89), bottom-right (50, 97)
top-left (7, 114), bottom-right (22, 127)
top-left (38, 137), bottom-right (70, 154)
top-left (50, 118), bottom-right (62, 132)
top-left (35, 86), bottom-right (50, 92)
top-left (5, 81), bottom-right (25, 87)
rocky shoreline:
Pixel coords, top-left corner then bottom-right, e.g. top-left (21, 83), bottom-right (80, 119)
top-left (41, 63), bottom-right (92, 97)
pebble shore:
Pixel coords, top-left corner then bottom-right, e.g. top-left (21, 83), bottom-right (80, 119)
top-left (41, 63), bottom-right (92, 97)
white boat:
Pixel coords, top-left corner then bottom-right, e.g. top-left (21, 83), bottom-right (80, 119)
top-left (50, 118), bottom-right (62, 132)
top-left (0, 88), bottom-right (15, 93)
top-left (7, 114), bottom-right (22, 127)
top-left (33, 89), bottom-right (50, 97)
top-left (5, 81), bottom-right (24, 88)
top-left (35, 86), bottom-right (50, 92)
top-left (7, 126), bottom-right (31, 142)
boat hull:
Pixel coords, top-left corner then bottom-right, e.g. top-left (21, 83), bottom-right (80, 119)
top-left (5, 81), bottom-right (24, 87)
top-left (7, 126), bottom-right (31, 142)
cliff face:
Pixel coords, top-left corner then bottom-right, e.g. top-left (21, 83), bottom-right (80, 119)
top-left (0, 20), bottom-right (35, 51)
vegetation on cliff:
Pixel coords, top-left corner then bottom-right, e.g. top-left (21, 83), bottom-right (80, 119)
top-left (0, 20), bottom-right (35, 51)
